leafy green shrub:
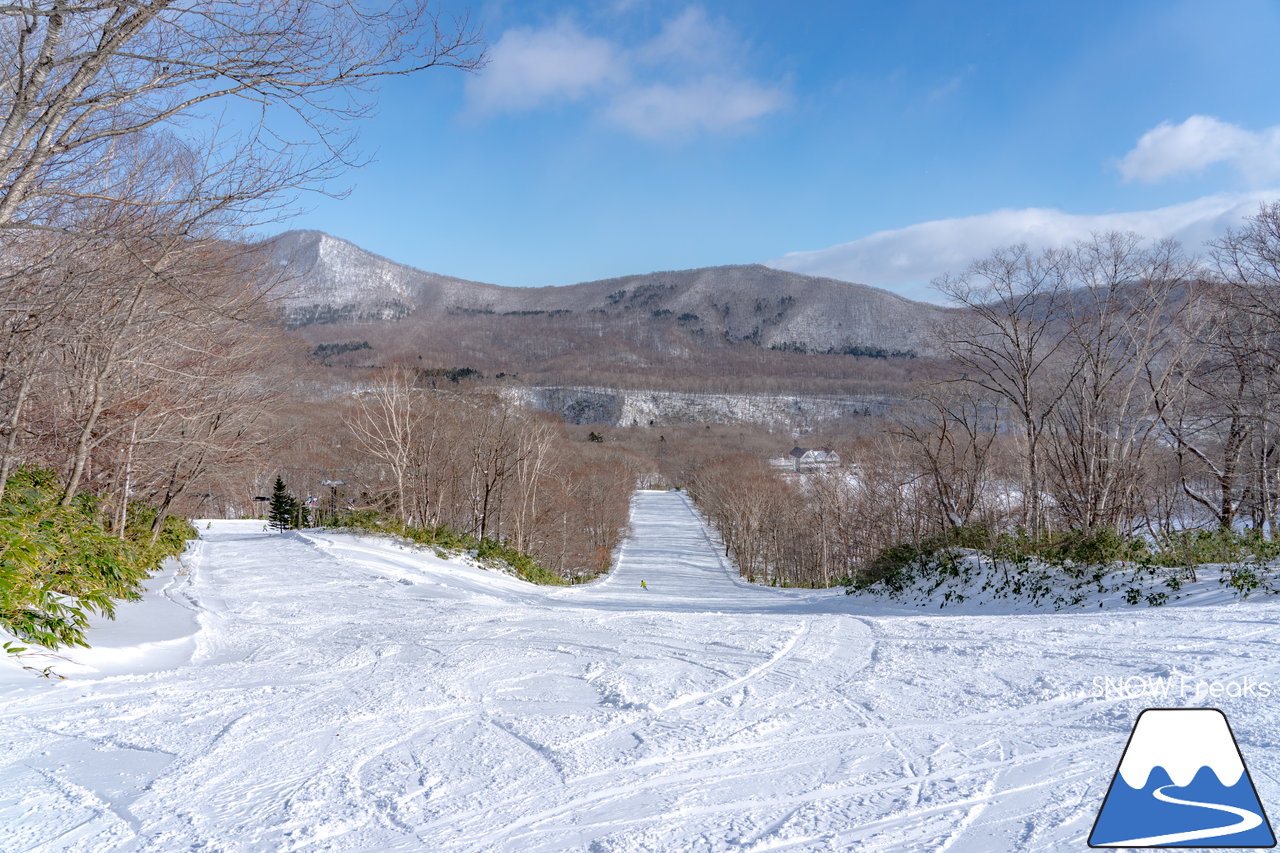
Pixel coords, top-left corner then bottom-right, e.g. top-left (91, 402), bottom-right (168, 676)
top-left (474, 537), bottom-right (565, 585)
top-left (337, 511), bottom-right (566, 586)
top-left (988, 527), bottom-right (1147, 567)
top-left (1218, 562), bottom-right (1280, 598)
top-left (853, 525), bottom-right (988, 594)
top-left (125, 503), bottom-right (196, 565)
top-left (1152, 528), bottom-right (1280, 568)
top-left (857, 541), bottom-right (933, 592)
top-left (0, 468), bottom-right (193, 655)
top-left (944, 524), bottom-right (994, 550)
top-left (854, 524), bottom-right (1210, 609)
top-left (1039, 528), bottom-right (1147, 566)
top-left (1148, 529), bottom-right (1280, 597)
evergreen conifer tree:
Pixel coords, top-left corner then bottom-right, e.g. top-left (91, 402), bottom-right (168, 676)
top-left (268, 476), bottom-right (294, 533)
top-left (290, 499), bottom-right (310, 530)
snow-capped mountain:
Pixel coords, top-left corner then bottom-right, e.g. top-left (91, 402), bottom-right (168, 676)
top-left (263, 230), bottom-right (954, 357)
top-left (265, 230), bottom-right (505, 325)
top-left (1117, 709), bottom-right (1245, 789)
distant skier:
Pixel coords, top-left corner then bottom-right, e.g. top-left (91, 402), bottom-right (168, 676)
top-left (641, 580), bottom-right (648, 590)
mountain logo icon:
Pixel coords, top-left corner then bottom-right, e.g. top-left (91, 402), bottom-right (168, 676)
top-left (1089, 708), bottom-right (1276, 848)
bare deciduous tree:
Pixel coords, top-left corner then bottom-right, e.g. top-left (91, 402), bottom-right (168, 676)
top-left (0, 2), bottom-right (484, 233)
top-left (933, 244), bottom-right (1073, 535)
top-left (1044, 234), bottom-right (1197, 531)
top-left (896, 384), bottom-right (1001, 533)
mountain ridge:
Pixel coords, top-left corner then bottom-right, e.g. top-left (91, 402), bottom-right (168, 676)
top-left (266, 229), bottom-right (950, 354)
top-left (271, 228), bottom-right (935, 299)
top-left (265, 230), bottom-right (953, 395)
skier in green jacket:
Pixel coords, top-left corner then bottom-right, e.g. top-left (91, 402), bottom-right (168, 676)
top-left (641, 580), bottom-right (648, 590)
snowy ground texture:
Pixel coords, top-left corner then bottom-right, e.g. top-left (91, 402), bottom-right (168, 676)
top-left (3, 490), bottom-right (1279, 852)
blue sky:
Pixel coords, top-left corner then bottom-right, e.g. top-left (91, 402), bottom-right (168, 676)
top-left (277, 0), bottom-right (1280, 301)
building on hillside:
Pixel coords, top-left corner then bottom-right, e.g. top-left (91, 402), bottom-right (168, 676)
top-left (789, 446), bottom-right (840, 471)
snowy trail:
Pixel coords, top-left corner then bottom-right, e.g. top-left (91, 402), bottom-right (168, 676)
top-left (2, 490), bottom-right (1279, 852)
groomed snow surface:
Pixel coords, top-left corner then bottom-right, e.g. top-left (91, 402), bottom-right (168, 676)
top-left (2, 490), bottom-right (1279, 852)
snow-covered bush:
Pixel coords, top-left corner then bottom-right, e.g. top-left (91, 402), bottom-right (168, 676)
top-left (848, 524), bottom-right (1280, 609)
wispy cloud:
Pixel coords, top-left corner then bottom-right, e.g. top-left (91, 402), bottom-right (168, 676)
top-left (1120, 115), bottom-right (1280, 185)
top-left (766, 191), bottom-right (1280, 303)
top-left (925, 65), bottom-right (975, 104)
top-left (605, 77), bottom-right (788, 139)
top-left (636, 6), bottom-right (731, 69)
top-left (465, 6), bottom-right (788, 139)
top-left (465, 19), bottom-right (624, 114)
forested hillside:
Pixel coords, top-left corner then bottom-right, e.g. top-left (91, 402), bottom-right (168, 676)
top-left (683, 219), bottom-right (1280, 594)
top-left (268, 229), bottom-right (950, 394)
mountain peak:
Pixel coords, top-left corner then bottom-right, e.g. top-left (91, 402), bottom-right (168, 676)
top-left (1118, 709), bottom-right (1245, 789)
top-left (263, 230), bottom-right (952, 357)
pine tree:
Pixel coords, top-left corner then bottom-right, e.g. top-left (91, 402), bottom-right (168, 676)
top-left (268, 476), bottom-right (294, 533)
top-left (290, 499), bottom-right (310, 530)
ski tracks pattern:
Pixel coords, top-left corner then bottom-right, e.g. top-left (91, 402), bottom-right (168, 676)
top-left (2, 491), bottom-right (1279, 852)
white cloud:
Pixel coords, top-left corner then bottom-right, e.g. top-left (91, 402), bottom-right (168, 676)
top-left (605, 77), bottom-right (788, 139)
top-left (637, 6), bottom-right (729, 68)
top-left (765, 191), bottom-right (1280, 303)
top-left (465, 19), bottom-right (624, 114)
top-left (465, 7), bottom-right (787, 138)
top-left (1120, 115), bottom-right (1280, 185)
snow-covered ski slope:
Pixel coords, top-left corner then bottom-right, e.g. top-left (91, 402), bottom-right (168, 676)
top-left (2, 490), bottom-right (1279, 852)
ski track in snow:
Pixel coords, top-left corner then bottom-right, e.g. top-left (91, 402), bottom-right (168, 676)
top-left (2, 490), bottom-right (1279, 852)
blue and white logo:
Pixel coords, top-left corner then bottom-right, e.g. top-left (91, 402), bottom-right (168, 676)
top-left (1090, 708), bottom-right (1276, 848)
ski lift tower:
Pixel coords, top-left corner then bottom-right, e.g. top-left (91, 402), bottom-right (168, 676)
top-left (320, 479), bottom-right (346, 523)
